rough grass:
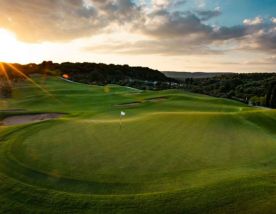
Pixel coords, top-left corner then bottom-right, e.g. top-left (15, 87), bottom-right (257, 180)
top-left (1, 76), bottom-right (276, 213)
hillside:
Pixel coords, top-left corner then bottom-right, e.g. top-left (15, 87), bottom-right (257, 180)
top-left (1, 76), bottom-right (276, 213)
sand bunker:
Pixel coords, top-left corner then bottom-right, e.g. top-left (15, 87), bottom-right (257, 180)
top-left (0, 113), bottom-right (64, 126)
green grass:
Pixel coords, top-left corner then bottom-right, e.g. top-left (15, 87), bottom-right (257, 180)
top-left (1, 76), bottom-right (276, 213)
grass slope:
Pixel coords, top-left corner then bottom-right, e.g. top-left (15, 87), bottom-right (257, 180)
top-left (1, 76), bottom-right (276, 213)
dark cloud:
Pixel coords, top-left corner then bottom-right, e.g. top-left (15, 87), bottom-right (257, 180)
top-left (256, 29), bottom-right (276, 52)
top-left (195, 8), bottom-right (221, 21)
top-left (143, 12), bottom-right (212, 38)
top-left (209, 26), bottom-right (246, 40)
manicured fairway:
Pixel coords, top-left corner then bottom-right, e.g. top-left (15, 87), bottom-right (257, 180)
top-left (1, 77), bottom-right (276, 213)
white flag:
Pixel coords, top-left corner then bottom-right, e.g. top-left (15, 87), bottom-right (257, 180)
top-left (121, 111), bottom-right (126, 116)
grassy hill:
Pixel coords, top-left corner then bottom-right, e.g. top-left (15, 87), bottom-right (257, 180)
top-left (1, 76), bottom-right (276, 213)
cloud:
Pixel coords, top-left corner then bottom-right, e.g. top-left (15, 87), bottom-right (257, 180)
top-left (82, 9), bottom-right (276, 56)
top-left (243, 16), bottom-right (263, 26)
top-left (195, 0), bottom-right (206, 8)
top-left (209, 25), bottom-right (246, 40)
top-left (195, 7), bottom-right (221, 21)
top-left (0, 0), bottom-right (141, 42)
top-left (242, 56), bottom-right (276, 65)
top-left (254, 28), bottom-right (276, 52)
top-left (0, 0), bottom-right (100, 42)
top-left (233, 24), bottom-right (276, 54)
top-left (143, 12), bottom-right (212, 38)
top-left (85, 36), bottom-right (221, 56)
top-left (172, 0), bottom-right (187, 7)
top-left (272, 17), bottom-right (276, 24)
top-left (152, 0), bottom-right (170, 8)
top-left (151, 0), bottom-right (186, 11)
top-left (0, 0), bottom-right (275, 57)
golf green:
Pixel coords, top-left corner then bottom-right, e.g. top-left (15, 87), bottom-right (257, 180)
top-left (1, 77), bottom-right (276, 213)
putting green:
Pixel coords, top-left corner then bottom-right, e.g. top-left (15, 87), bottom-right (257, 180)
top-left (1, 77), bottom-right (276, 213)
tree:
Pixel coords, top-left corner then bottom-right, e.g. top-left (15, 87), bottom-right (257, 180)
top-left (266, 82), bottom-right (276, 108)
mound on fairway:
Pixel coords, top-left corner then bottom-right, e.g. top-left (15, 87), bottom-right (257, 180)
top-left (1, 76), bottom-right (276, 213)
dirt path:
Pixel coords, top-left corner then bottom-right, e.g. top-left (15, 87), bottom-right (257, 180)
top-left (0, 113), bottom-right (64, 126)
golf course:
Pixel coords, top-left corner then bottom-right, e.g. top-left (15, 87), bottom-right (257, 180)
top-left (1, 76), bottom-right (276, 213)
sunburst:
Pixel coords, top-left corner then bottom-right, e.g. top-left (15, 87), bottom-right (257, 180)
top-left (0, 62), bottom-right (60, 102)
top-left (0, 63), bottom-right (12, 87)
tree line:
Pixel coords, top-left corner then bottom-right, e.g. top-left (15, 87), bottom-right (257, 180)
top-left (182, 73), bottom-right (276, 108)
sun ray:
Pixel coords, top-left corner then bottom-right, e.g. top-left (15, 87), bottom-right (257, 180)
top-left (0, 63), bottom-right (12, 87)
top-left (6, 63), bottom-right (61, 102)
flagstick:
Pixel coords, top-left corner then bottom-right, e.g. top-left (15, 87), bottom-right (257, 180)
top-left (120, 116), bottom-right (122, 130)
top-left (120, 111), bottom-right (126, 130)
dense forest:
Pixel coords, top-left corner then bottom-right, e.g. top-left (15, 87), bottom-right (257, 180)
top-left (182, 73), bottom-right (276, 107)
top-left (56, 62), bottom-right (177, 89)
top-left (1, 61), bottom-right (171, 82)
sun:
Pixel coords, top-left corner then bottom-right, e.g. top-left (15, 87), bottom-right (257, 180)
top-left (0, 28), bottom-right (30, 63)
top-left (0, 29), bottom-right (17, 45)
top-left (0, 29), bottom-right (18, 54)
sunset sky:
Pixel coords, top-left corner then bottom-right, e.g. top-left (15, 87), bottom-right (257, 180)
top-left (0, 0), bottom-right (275, 72)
